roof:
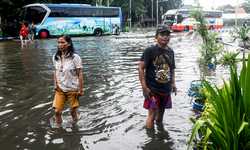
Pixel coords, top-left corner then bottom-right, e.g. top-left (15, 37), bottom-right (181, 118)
top-left (222, 13), bottom-right (250, 19)
top-left (164, 9), bottom-right (178, 15)
top-left (24, 3), bottom-right (120, 9)
top-left (45, 3), bottom-right (91, 8)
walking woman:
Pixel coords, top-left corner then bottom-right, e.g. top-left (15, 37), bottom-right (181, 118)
top-left (19, 22), bottom-right (29, 47)
top-left (52, 35), bottom-right (83, 124)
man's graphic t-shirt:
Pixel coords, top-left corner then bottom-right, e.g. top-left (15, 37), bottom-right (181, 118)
top-left (141, 45), bottom-right (175, 94)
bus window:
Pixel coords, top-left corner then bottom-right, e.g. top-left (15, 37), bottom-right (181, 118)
top-left (24, 6), bottom-right (46, 24)
top-left (67, 8), bottom-right (81, 17)
top-left (49, 7), bottom-right (66, 17)
top-left (81, 8), bottom-right (95, 17)
top-left (176, 14), bottom-right (183, 24)
top-left (103, 8), bottom-right (119, 17)
top-left (48, 7), bottom-right (119, 18)
top-left (204, 11), bottom-right (222, 18)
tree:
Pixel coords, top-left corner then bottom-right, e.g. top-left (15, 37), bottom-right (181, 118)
top-left (111, 0), bottom-right (145, 24)
top-left (217, 4), bottom-right (234, 13)
top-left (0, 0), bottom-right (183, 36)
top-left (241, 0), bottom-right (250, 13)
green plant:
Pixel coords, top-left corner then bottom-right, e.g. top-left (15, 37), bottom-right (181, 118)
top-left (190, 9), bottom-right (208, 43)
top-left (200, 32), bottom-right (222, 65)
top-left (191, 10), bottom-right (223, 66)
top-left (231, 26), bottom-right (250, 61)
top-left (188, 54), bottom-right (250, 150)
top-left (219, 51), bottom-right (240, 67)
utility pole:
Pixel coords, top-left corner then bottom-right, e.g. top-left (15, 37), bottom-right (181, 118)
top-left (235, 0), bottom-right (239, 26)
top-left (107, 0), bottom-right (109, 7)
top-left (129, 0), bottom-right (132, 29)
top-left (156, 0), bottom-right (159, 27)
top-left (151, 0), bottom-right (154, 20)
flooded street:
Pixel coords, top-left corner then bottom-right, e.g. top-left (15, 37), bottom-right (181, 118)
top-left (0, 31), bottom-right (230, 150)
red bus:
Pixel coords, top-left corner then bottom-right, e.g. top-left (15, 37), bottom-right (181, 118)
top-left (162, 8), bottom-right (223, 32)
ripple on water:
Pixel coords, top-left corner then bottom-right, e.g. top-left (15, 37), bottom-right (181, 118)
top-left (0, 110), bottom-right (13, 116)
top-left (0, 31), bottom-right (234, 150)
top-left (31, 102), bottom-right (52, 110)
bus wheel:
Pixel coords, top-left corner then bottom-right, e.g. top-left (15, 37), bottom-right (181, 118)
top-left (39, 30), bottom-right (50, 39)
top-left (94, 28), bottom-right (103, 36)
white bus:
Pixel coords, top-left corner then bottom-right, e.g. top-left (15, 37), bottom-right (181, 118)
top-left (22, 3), bottom-right (122, 38)
top-left (162, 8), bottom-right (223, 32)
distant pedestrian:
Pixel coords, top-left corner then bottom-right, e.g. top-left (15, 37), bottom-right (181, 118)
top-left (139, 25), bottom-right (177, 129)
top-left (113, 24), bottom-right (120, 35)
top-left (28, 21), bottom-right (36, 41)
top-left (19, 22), bottom-right (29, 47)
top-left (52, 35), bottom-right (84, 125)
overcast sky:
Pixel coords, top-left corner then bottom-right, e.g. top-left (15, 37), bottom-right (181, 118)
top-left (184, 0), bottom-right (245, 9)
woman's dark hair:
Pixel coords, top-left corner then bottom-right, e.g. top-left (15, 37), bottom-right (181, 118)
top-left (54, 35), bottom-right (75, 61)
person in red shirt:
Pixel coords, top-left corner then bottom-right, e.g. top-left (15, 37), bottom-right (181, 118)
top-left (19, 22), bottom-right (29, 47)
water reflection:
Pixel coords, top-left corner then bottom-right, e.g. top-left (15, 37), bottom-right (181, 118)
top-left (142, 124), bottom-right (174, 150)
top-left (45, 125), bottom-right (84, 150)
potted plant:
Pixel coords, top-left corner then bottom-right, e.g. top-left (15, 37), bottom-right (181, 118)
top-left (191, 10), bottom-right (223, 70)
top-left (219, 51), bottom-right (240, 67)
top-left (188, 54), bottom-right (250, 150)
top-left (188, 80), bottom-right (206, 112)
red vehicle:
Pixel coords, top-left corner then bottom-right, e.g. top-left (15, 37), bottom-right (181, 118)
top-left (162, 8), bottom-right (223, 32)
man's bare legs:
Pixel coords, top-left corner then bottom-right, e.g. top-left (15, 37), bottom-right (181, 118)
top-left (156, 107), bottom-right (165, 124)
top-left (146, 109), bottom-right (156, 129)
top-left (146, 107), bottom-right (165, 129)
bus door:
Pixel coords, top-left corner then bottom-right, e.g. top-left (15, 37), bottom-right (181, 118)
top-left (103, 17), bottom-right (109, 33)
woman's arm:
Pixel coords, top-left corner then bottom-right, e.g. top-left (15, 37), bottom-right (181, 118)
top-left (77, 68), bottom-right (83, 96)
top-left (54, 71), bottom-right (58, 90)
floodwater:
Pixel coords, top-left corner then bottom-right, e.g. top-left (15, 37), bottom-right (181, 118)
top-left (0, 31), bottom-right (232, 150)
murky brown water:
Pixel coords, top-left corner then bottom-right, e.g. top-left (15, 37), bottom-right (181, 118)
top-left (0, 31), bottom-right (231, 150)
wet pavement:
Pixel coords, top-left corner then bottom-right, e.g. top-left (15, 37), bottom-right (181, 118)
top-left (0, 31), bottom-right (234, 150)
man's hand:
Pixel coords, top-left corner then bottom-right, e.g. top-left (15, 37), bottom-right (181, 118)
top-left (172, 84), bottom-right (177, 95)
top-left (143, 86), bottom-right (151, 97)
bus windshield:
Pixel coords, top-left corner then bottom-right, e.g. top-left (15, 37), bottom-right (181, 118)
top-left (23, 6), bottom-right (47, 24)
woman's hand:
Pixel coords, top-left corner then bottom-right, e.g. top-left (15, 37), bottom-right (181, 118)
top-left (54, 85), bottom-right (59, 91)
top-left (78, 90), bottom-right (83, 96)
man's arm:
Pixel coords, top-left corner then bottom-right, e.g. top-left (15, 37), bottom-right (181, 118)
top-left (171, 70), bottom-right (177, 95)
top-left (138, 61), bottom-right (151, 96)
